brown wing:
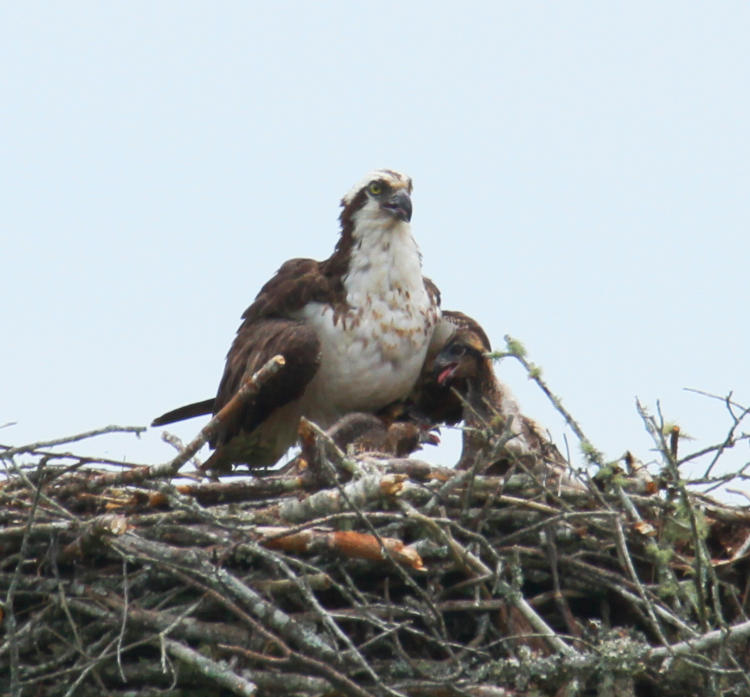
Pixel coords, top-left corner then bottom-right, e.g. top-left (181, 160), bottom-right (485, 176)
top-left (210, 318), bottom-right (321, 449)
top-left (242, 258), bottom-right (345, 322)
top-left (152, 258), bottom-right (337, 433)
top-left (208, 256), bottom-right (343, 448)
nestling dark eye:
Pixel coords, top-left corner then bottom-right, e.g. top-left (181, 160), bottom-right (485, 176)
top-left (368, 181), bottom-right (383, 196)
top-left (447, 344), bottom-right (468, 358)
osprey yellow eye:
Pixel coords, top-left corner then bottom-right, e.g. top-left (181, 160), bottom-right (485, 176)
top-left (368, 181), bottom-right (383, 196)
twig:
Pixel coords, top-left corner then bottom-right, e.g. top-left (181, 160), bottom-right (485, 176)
top-left (163, 638), bottom-right (257, 696)
top-left (613, 516), bottom-right (671, 648)
top-left (637, 399), bottom-right (712, 632)
top-left (495, 336), bottom-right (604, 465)
top-left (0, 425), bottom-right (146, 458)
top-left (683, 388), bottom-right (750, 479)
top-left (116, 559), bottom-right (129, 683)
top-left (648, 619), bottom-right (750, 660)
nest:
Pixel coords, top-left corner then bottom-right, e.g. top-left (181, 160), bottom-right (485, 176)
top-left (2, 369), bottom-right (750, 697)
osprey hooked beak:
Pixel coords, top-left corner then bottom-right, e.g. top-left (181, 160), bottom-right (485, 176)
top-left (381, 189), bottom-right (412, 222)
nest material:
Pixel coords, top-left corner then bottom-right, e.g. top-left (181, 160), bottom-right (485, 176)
top-left (2, 421), bottom-right (750, 697)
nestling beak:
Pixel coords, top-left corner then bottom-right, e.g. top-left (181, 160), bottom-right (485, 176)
top-left (381, 189), bottom-right (412, 222)
top-left (436, 362), bottom-right (458, 387)
top-left (433, 349), bottom-right (462, 386)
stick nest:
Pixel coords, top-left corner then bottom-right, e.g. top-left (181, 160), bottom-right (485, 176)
top-left (2, 405), bottom-right (750, 697)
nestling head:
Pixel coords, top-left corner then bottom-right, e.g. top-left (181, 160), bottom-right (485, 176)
top-left (434, 326), bottom-right (492, 388)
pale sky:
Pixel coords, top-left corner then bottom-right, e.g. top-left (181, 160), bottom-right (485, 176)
top-left (3, 3), bottom-right (749, 494)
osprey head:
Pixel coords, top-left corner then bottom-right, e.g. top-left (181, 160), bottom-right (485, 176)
top-left (433, 317), bottom-right (492, 387)
top-left (340, 169), bottom-right (413, 227)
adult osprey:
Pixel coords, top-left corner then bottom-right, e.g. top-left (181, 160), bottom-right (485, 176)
top-left (152, 169), bottom-right (441, 471)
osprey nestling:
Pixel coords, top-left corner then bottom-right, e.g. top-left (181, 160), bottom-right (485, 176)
top-left (413, 312), bottom-right (570, 478)
top-left (152, 169), bottom-right (441, 470)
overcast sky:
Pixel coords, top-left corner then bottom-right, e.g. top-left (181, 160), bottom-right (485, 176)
top-left (3, 3), bottom-right (749, 492)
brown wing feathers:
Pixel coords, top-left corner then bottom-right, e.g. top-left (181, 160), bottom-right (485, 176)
top-left (242, 258), bottom-right (343, 322)
top-left (151, 257), bottom-right (332, 433)
top-left (210, 319), bottom-right (320, 449)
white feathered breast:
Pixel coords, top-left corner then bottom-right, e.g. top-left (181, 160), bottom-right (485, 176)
top-left (297, 216), bottom-right (439, 423)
